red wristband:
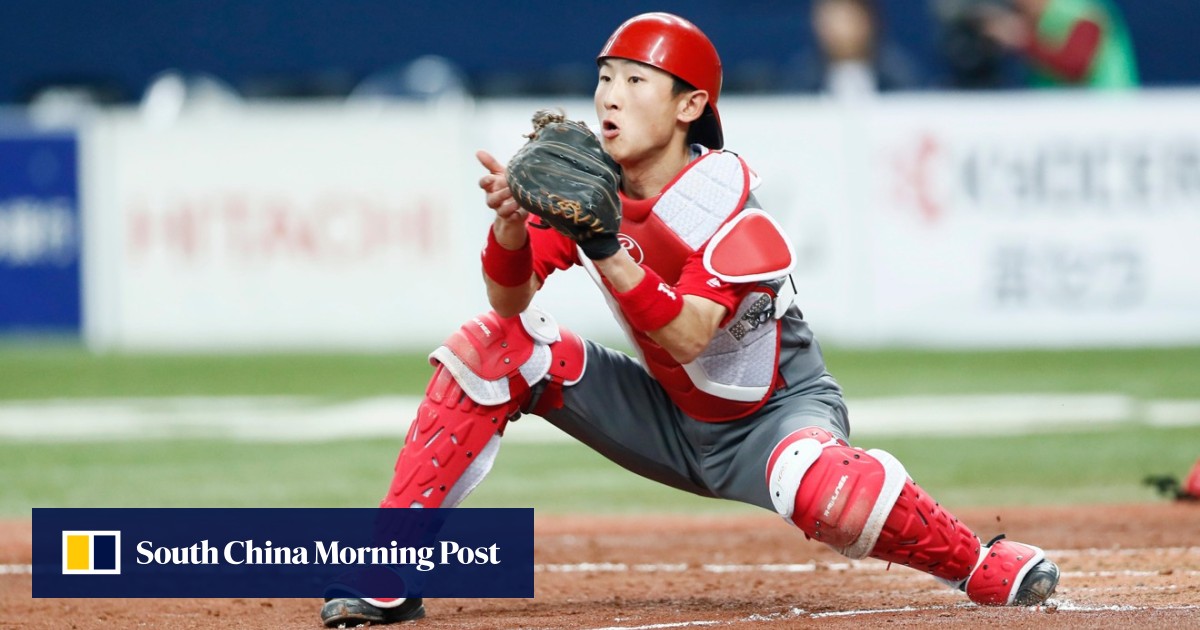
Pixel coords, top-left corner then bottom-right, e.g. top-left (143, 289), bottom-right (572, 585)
top-left (612, 266), bottom-right (684, 332)
top-left (481, 227), bottom-right (533, 287)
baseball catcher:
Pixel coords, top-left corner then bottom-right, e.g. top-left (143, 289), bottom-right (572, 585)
top-left (320, 12), bottom-right (1060, 627)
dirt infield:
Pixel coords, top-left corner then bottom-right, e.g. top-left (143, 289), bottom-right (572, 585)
top-left (4, 503), bottom-right (1199, 629)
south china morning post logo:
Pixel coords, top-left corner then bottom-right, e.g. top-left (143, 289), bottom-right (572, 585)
top-left (61, 531), bottom-right (121, 575)
top-left (132, 538), bottom-right (499, 572)
top-left (34, 508), bottom-right (533, 598)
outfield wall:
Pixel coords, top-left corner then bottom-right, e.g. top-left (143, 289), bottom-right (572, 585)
top-left (32, 91), bottom-right (1200, 350)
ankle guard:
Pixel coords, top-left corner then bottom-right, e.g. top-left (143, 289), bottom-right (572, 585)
top-left (965, 538), bottom-right (1048, 606)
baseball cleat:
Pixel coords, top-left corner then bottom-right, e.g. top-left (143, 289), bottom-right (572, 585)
top-left (1012, 559), bottom-right (1060, 606)
top-left (320, 597), bottom-right (425, 627)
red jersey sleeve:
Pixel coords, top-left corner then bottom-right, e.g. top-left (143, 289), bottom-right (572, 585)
top-left (675, 247), bottom-right (756, 327)
top-left (526, 216), bottom-right (580, 284)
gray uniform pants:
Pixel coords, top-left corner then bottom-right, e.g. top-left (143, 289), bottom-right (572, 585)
top-left (535, 341), bottom-right (850, 512)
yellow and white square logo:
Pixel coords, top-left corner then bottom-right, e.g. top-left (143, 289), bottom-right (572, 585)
top-left (62, 531), bottom-right (121, 575)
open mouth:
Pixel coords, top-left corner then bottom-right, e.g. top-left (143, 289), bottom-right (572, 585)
top-left (601, 120), bottom-right (619, 139)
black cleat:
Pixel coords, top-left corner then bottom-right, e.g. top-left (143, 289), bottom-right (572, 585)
top-left (320, 597), bottom-right (426, 627)
top-left (1012, 559), bottom-right (1060, 606)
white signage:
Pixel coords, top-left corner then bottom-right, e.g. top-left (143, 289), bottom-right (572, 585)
top-left (858, 94), bottom-right (1200, 346)
top-left (81, 92), bottom-right (1200, 350)
top-left (86, 105), bottom-right (483, 350)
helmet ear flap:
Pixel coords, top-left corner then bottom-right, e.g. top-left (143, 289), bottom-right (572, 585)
top-left (598, 12), bottom-right (724, 148)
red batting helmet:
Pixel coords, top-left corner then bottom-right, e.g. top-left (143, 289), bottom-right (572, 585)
top-left (597, 12), bottom-right (724, 149)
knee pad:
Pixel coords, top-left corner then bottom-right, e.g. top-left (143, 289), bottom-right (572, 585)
top-left (767, 426), bottom-right (982, 582)
top-left (383, 307), bottom-right (585, 509)
top-left (429, 306), bottom-right (586, 410)
top-left (766, 426), bottom-right (907, 558)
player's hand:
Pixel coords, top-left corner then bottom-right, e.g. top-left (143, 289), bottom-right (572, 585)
top-left (477, 150), bottom-right (526, 225)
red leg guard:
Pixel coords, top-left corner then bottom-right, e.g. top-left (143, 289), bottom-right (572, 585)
top-left (868, 478), bottom-right (981, 582)
top-left (381, 363), bottom-right (518, 509)
top-left (381, 307), bottom-right (586, 510)
top-left (768, 428), bottom-right (1058, 605)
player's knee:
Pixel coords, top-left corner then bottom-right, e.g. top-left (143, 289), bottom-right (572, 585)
top-left (387, 307), bottom-right (585, 509)
top-left (765, 427), bottom-right (907, 558)
top-left (429, 306), bottom-right (586, 410)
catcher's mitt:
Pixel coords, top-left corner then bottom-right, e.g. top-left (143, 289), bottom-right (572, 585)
top-left (1145, 457), bottom-right (1200, 502)
top-left (506, 110), bottom-right (622, 260)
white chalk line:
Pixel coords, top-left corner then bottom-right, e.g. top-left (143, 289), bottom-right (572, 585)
top-left (1048, 600), bottom-right (1200, 613)
top-left (1052, 545), bottom-right (1200, 557)
top-left (536, 561), bottom-right (884, 574)
top-left (8, 545), bottom-right (1192, 578)
top-left (553, 549), bottom-right (1200, 629)
top-left (4, 562), bottom-right (1196, 626)
top-left (589, 622), bottom-right (721, 630)
top-left (584, 602), bottom-right (1200, 628)
top-left (808, 605), bottom-right (936, 618)
top-left (1064, 570), bottom-right (1200, 578)
top-left (536, 563), bottom-right (1200, 579)
top-left (1071, 584), bottom-right (1189, 593)
top-left (535, 546), bottom-right (1200, 576)
top-left (10, 563), bottom-right (1192, 580)
top-left (8, 545), bottom-right (1197, 579)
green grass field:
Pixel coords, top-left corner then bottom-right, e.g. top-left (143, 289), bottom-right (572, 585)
top-left (2, 343), bottom-right (1199, 400)
top-left (4, 426), bottom-right (1197, 517)
top-left (2, 343), bottom-right (1198, 517)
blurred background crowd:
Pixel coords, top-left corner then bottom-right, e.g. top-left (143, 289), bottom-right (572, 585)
top-left (1, 0), bottom-right (1191, 116)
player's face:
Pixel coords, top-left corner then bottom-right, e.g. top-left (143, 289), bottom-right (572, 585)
top-left (595, 59), bottom-right (688, 167)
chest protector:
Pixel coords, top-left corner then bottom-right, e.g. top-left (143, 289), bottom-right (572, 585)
top-left (581, 149), bottom-right (796, 422)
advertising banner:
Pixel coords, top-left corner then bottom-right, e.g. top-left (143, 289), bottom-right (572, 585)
top-left (859, 95), bottom-right (1200, 346)
top-left (0, 130), bottom-right (80, 332)
top-left (86, 105), bottom-right (481, 350)
top-left (81, 93), bottom-right (1200, 350)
